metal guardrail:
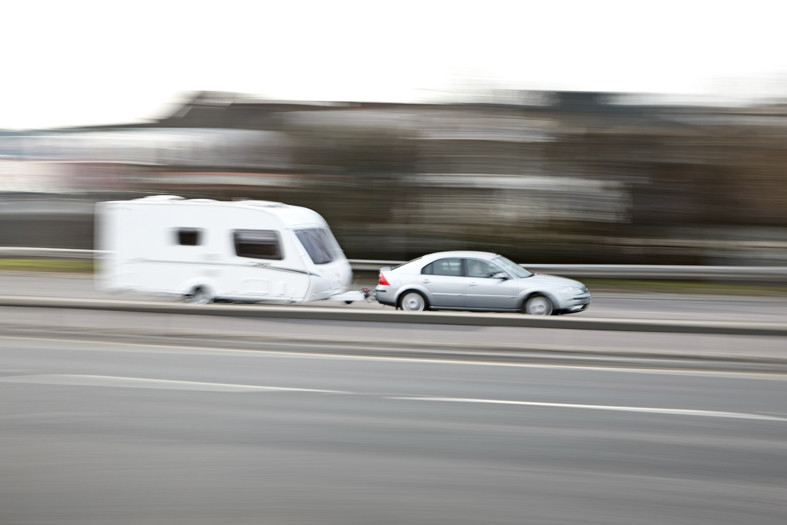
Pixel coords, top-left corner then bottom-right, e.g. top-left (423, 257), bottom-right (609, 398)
top-left (337, 259), bottom-right (787, 282)
top-left (0, 247), bottom-right (99, 259)
top-left (2, 248), bottom-right (787, 282)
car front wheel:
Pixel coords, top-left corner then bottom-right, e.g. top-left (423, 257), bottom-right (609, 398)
top-left (524, 295), bottom-right (553, 316)
top-left (399, 291), bottom-right (427, 311)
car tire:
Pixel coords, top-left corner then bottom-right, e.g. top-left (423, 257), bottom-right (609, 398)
top-left (188, 286), bottom-right (213, 304)
top-left (524, 295), bottom-right (553, 316)
top-left (399, 291), bottom-right (427, 311)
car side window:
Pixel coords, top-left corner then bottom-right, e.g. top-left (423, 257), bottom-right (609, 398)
top-left (466, 259), bottom-right (501, 278)
top-left (422, 258), bottom-right (463, 276)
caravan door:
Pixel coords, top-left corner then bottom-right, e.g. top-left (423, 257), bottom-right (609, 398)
top-left (229, 229), bottom-right (310, 301)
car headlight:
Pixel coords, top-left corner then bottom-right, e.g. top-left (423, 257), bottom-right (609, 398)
top-left (562, 286), bottom-right (585, 296)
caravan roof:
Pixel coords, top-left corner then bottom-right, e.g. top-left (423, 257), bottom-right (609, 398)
top-left (121, 195), bottom-right (325, 228)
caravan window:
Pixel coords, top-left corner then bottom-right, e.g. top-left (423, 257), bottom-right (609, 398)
top-left (295, 228), bottom-right (341, 265)
top-left (176, 228), bottom-right (203, 246)
top-left (233, 230), bottom-right (283, 260)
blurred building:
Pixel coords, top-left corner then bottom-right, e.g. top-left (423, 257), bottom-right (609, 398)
top-left (1, 90), bottom-right (786, 263)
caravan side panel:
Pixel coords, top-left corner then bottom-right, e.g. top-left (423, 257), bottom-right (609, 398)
top-left (95, 197), bottom-right (353, 302)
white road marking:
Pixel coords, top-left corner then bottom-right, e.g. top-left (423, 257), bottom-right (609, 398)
top-left (389, 396), bottom-right (787, 422)
top-left (0, 370), bottom-right (783, 422)
top-left (0, 374), bottom-right (347, 394)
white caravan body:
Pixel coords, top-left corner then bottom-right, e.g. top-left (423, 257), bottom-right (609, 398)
top-left (95, 195), bottom-right (355, 303)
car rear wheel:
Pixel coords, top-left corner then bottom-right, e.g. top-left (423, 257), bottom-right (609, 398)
top-left (399, 291), bottom-right (427, 311)
top-left (524, 295), bottom-right (553, 316)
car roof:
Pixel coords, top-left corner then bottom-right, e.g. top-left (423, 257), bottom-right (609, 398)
top-left (420, 251), bottom-right (499, 260)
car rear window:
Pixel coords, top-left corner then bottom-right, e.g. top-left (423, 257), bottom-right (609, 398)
top-left (421, 258), bottom-right (463, 276)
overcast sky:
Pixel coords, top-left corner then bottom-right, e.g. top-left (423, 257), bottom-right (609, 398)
top-left (2, 0), bottom-right (786, 129)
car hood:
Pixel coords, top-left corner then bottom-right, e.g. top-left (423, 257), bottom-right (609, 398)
top-left (523, 273), bottom-right (586, 289)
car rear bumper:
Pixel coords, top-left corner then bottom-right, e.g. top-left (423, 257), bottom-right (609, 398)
top-left (374, 286), bottom-right (396, 306)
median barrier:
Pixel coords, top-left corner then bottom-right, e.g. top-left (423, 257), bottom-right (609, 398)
top-left (1, 295), bottom-right (786, 337)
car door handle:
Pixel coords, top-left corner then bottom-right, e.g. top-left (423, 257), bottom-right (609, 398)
top-left (422, 279), bottom-right (431, 284)
top-left (468, 282), bottom-right (478, 286)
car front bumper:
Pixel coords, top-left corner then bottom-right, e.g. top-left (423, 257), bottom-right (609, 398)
top-left (560, 293), bottom-right (591, 313)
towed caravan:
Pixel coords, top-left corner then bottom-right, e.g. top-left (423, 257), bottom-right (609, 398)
top-left (95, 195), bottom-right (363, 304)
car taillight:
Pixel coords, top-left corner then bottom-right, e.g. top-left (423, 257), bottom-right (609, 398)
top-left (378, 272), bottom-right (390, 286)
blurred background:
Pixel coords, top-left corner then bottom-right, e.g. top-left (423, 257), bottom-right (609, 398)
top-left (1, 0), bottom-right (786, 266)
top-left (2, 89), bottom-right (787, 265)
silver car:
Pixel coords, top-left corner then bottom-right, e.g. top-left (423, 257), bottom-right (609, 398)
top-left (374, 251), bottom-right (590, 315)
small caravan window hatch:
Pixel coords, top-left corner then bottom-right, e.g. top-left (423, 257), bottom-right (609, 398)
top-left (176, 228), bottom-right (202, 246)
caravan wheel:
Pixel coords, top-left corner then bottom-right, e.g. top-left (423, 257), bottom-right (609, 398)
top-left (188, 286), bottom-right (213, 304)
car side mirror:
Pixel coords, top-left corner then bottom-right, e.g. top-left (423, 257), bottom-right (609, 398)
top-left (492, 272), bottom-right (508, 280)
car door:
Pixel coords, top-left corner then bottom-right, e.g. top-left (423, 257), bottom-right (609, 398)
top-left (419, 257), bottom-right (466, 308)
top-left (464, 258), bottom-right (520, 310)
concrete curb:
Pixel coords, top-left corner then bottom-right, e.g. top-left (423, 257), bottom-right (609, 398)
top-left (2, 295), bottom-right (787, 337)
top-left (2, 325), bottom-right (786, 373)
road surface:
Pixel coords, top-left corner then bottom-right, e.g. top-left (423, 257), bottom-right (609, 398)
top-left (2, 271), bottom-right (787, 322)
top-left (1, 335), bottom-right (785, 525)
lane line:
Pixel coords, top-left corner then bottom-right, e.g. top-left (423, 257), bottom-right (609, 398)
top-left (389, 396), bottom-right (787, 422)
top-left (1, 371), bottom-right (783, 422)
top-left (0, 374), bottom-right (347, 394)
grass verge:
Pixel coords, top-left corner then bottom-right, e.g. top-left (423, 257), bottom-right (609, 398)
top-left (0, 259), bottom-right (94, 273)
top-left (582, 279), bottom-right (787, 296)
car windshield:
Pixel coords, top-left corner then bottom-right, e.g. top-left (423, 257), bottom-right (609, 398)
top-left (492, 255), bottom-right (533, 278)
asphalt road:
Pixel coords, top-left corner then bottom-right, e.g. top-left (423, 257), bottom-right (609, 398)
top-left (1, 271), bottom-right (787, 367)
top-left (1, 335), bottom-right (786, 525)
top-left (3, 271), bottom-right (787, 322)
